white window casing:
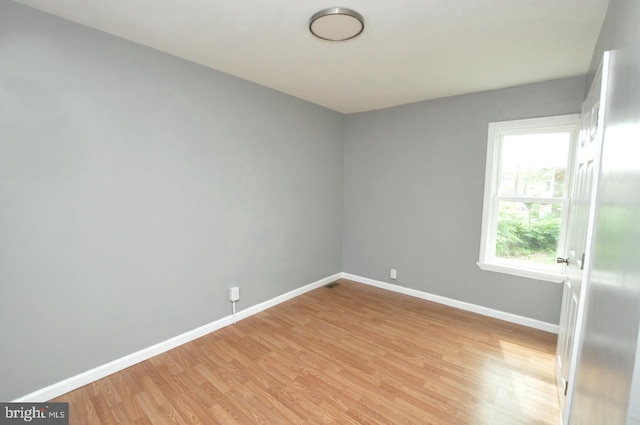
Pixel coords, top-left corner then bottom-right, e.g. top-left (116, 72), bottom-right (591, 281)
top-left (477, 114), bottom-right (580, 283)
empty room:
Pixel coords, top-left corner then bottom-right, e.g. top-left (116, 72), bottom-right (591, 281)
top-left (2, 0), bottom-right (640, 424)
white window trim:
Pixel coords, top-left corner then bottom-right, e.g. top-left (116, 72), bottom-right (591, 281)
top-left (477, 114), bottom-right (580, 284)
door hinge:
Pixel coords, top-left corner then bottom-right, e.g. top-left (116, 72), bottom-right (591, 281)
top-left (564, 380), bottom-right (569, 396)
top-left (580, 252), bottom-right (585, 270)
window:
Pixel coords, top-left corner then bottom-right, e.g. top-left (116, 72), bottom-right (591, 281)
top-left (478, 115), bottom-right (579, 283)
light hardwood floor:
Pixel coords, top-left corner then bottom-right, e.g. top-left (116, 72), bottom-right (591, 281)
top-left (53, 279), bottom-right (560, 424)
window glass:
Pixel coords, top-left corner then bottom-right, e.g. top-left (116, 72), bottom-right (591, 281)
top-left (499, 133), bottom-right (571, 198)
top-left (496, 201), bottom-right (563, 266)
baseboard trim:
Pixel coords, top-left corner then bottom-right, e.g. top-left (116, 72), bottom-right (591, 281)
top-left (341, 273), bottom-right (559, 334)
top-left (13, 273), bottom-right (342, 402)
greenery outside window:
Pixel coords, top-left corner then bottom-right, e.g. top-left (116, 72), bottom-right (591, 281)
top-left (478, 115), bottom-right (579, 283)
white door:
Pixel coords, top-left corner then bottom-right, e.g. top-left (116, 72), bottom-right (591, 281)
top-left (555, 53), bottom-right (609, 415)
top-left (567, 46), bottom-right (640, 425)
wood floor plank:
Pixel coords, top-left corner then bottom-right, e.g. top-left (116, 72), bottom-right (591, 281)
top-left (52, 279), bottom-right (560, 424)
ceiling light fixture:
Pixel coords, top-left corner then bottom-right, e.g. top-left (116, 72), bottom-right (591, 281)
top-left (309, 7), bottom-right (364, 42)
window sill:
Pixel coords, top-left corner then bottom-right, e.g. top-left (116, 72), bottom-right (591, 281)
top-left (477, 261), bottom-right (565, 283)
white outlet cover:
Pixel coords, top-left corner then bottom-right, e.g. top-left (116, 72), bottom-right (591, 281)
top-left (229, 286), bottom-right (240, 302)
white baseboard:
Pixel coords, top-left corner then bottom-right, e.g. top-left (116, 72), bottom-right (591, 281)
top-left (341, 273), bottom-right (559, 334)
top-left (13, 273), bottom-right (342, 402)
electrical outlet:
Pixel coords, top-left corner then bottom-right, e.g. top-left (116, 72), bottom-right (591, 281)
top-left (229, 286), bottom-right (240, 302)
top-left (390, 268), bottom-right (398, 280)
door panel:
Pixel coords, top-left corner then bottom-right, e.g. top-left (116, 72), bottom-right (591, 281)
top-left (568, 47), bottom-right (640, 425)
top-left (555, 54), bottom-right (608, 417)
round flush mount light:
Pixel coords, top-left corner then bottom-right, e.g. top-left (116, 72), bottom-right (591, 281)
top-left (309, 7), bottom-right (364, 41)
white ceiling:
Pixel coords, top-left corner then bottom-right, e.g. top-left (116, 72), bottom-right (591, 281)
top-left (12, 0), bottom-right (609, 114)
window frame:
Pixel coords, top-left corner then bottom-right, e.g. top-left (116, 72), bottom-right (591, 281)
top-left (477, 114), bottom-right (580, 283)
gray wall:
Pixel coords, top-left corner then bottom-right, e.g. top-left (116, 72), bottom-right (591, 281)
top-left (0, 1), bottom-right (343, 401)
top-left (343, 77), bottom-right (586, 324)
top-left (586, 0), bottom-right (640, 91)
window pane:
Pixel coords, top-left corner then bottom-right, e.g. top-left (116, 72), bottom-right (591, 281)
top-left (495, 201), bottom-right (563, 265)
top-left (499, 133), bottom-right (571, 197)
